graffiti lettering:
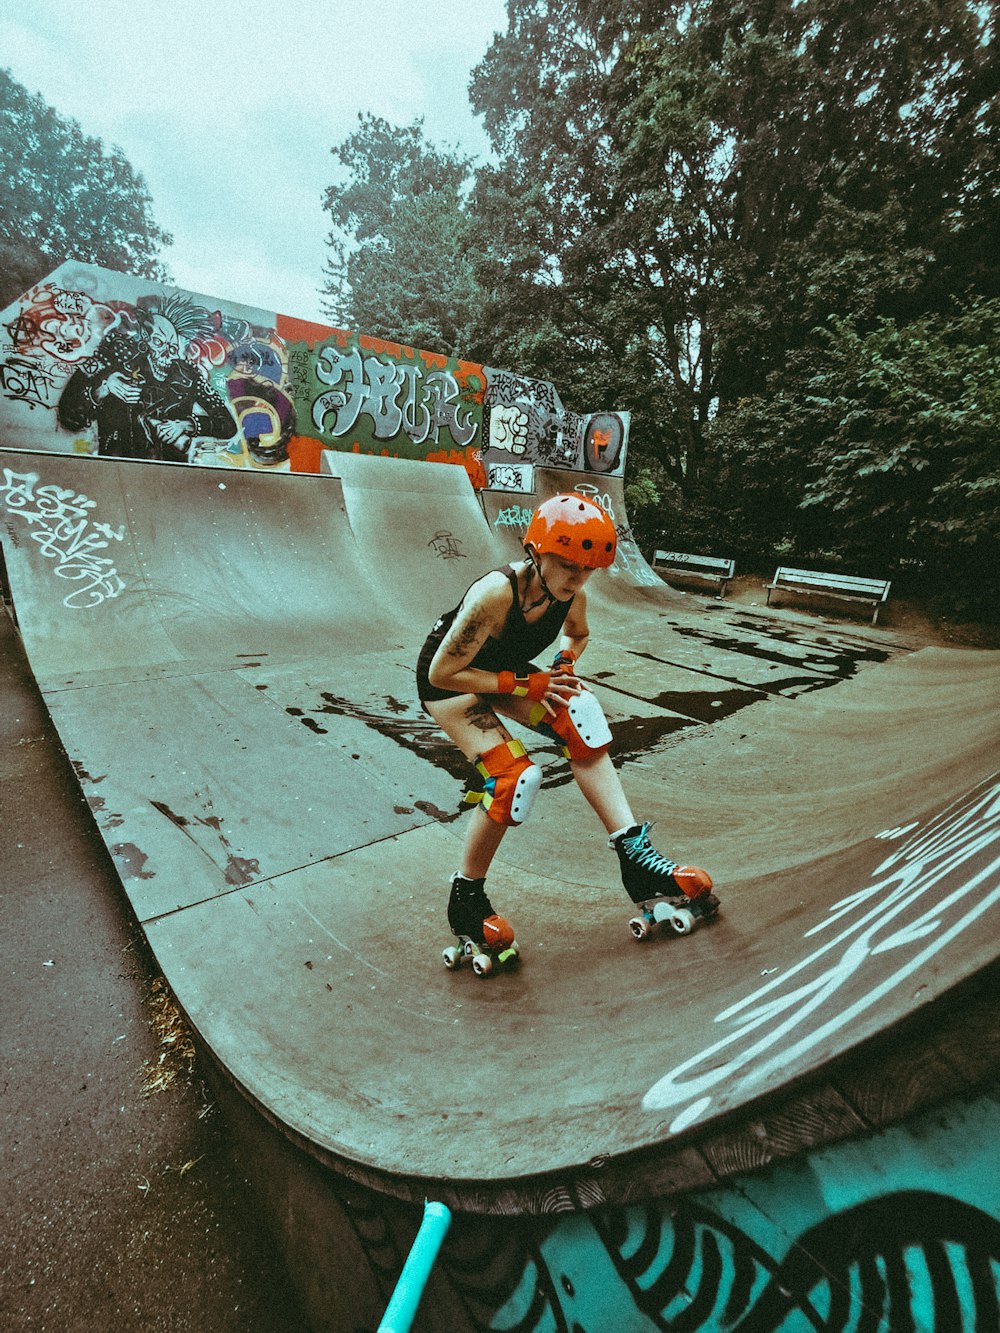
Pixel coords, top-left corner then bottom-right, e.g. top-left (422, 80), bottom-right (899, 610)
top-left (486, 463), bottom-right (533, 492)
top-left (0, 468), bottom-right (126, 608)
top-left (485, 368), bottom-right (559, 417)
top-left (0, 356), bottom-right (58, 410)
top-left (313, 346), bottom-right (476, 448)
top-left (7, 284), bottom-right (118, 367)
top-left (495, 504), bottom-right (534, 530)
top-left (643, 776), bottom-right (1000, 1127)
top-left (427, 531), bottom-right (466, 561)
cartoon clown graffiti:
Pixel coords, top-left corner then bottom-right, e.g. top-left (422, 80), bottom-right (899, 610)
top-left (57, 294), bottom-right (237, 462)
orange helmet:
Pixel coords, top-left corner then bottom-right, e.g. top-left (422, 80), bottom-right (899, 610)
top-left (524, 493), bottom-right (617, 569)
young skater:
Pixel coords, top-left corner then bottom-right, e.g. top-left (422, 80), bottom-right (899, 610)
top-left (416, 492), bottom-right (713, 956)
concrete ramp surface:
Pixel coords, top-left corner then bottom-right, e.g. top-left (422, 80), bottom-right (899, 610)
top-left (2, 447), bottom-right (999, 1212)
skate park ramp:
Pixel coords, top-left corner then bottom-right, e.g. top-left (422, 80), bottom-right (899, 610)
top-left (2, 444), bottom-right (999, 1208)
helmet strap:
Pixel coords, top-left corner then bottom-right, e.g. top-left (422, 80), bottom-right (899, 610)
top-left (523, 547), bottom-right (557, 610)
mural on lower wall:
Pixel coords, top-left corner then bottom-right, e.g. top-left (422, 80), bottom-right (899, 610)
top-left (0, 262), bottom-right (629, 487)
top-left (279, 1082), bottom-right (1000, 1331)
top-left (264, 1071), bottom-right (1000, 1333)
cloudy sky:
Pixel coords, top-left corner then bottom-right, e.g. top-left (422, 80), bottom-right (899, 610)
top-left (3, 0), bottom-right (509, 323)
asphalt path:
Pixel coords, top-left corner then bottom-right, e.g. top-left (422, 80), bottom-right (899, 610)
top-left (1, 610), bottom-right (309, 1332)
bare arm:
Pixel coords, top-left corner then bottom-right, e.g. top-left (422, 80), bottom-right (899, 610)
top-left (428, 572), bottom-right (583, 715)
top-left (427, 573), bottom-right (513, 695)
top-left (558, 588), bottom-right (590, 662)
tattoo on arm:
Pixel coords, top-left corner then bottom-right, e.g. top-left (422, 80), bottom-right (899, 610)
top-left (446, 617), bottom-right (483, 660)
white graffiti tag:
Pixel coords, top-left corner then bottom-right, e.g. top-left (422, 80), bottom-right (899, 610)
top-left (643, 776), bottom-right (1000, 1130)
top-left (0, 468), bottom-right (126, 608)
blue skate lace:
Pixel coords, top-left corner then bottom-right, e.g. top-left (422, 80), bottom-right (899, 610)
top-left (617, 822), bottom-right (678, 875)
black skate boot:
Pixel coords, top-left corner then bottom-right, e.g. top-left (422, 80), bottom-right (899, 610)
top-left (609, 823), bottom-right (719, 940)
top-left (443, 873), bottom-right (519, 977)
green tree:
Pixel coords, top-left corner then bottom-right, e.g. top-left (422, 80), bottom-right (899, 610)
top-left (0, 68), bottom-right (172, 307)
top-left (320, 114), bottom-right (484, 357)
top-left (716, 299), bottom-right (1000, 617)
top-left (468, 0), bottom-right (997, 497)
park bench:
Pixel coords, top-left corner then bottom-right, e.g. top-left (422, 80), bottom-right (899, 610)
top-left (652, 550), bottom-right (735, 598)
top-left (765, 567), bottom-right (892, 624)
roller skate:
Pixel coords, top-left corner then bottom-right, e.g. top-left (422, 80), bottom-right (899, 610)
top-left (442, 873), bottom-right (520, 978)
top-left (610, 822), bottom-right (720, 941)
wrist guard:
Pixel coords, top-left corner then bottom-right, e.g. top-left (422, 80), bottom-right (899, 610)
top-left (496, 670), bottom-right (550, 701)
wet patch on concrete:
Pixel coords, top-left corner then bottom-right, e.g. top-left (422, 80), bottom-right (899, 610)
top-left (149, 797), bottom-right (262, 887)
top-left (273, 615), bottom-right (907, 818)
top-left (645, 687), bottom-right (766, 724)
top-left (620, 615), bottom-right (899, 706)
top-left (84, 792), bottom-right (125, 830)
top-left (654, 613), bottom-right (896, 693)
top-left (111, 841), bottom-right (155, 881)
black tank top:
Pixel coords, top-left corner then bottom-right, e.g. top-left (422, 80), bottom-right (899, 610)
top-left (416, 564), bottom-right (573, 701)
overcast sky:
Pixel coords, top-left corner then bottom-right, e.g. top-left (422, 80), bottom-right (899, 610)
top-left (3, 0), bottom-right (509, 323)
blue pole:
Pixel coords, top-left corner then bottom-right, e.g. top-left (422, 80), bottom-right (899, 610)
top-left (377, 1200), bottom-right (452, 1333)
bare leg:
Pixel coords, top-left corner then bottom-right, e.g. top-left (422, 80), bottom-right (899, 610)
top-left (426, 694), bottom-right (515, 881)
top-left (460, 805), bottom-right (508, 878)
top-left (571, 750), bottom-right (635, 834)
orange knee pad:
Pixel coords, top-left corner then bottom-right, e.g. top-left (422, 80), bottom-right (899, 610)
top-left (465, 739), bottom-right (541, 827)
top-left (533, 690), bottom-right (612, 761)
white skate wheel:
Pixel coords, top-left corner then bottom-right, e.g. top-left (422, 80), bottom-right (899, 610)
top-left (670, 909), bottom-right (695, 935)
top-left (472, 952), bottom-right (494, 977)
top-left (443, 946), bottom-right (461, 969)
top-left (629, 915), bottom-right (651, 940)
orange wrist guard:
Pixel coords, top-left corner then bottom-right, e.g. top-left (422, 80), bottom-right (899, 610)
top-left (496, 670), bottom-right (550, 702)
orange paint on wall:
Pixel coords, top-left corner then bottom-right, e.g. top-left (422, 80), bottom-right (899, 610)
top-left (287, 435), bottom-right (325, 473)
top-left (274, 313), bottom-right (339, 347)
top-left (426, 446), bottom-right (487, 490)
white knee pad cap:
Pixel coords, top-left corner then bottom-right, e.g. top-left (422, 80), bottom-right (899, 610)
top-left (509, 759), bottom-right (542, 824)
top-left (565, 690), bottom-right (613, 754)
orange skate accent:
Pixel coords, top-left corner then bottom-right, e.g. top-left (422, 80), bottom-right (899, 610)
top-left (673, 866), bottom-right (713, 899)
top-left (482, 914), bottom-right (516, 949)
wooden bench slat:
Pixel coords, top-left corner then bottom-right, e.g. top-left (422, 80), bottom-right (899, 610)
top-left (652, 550), bottom-right (736, 598)
top-left (766, 566), bottom-right (891, 623)
top-left (772, 567), bottom-right (889, 594)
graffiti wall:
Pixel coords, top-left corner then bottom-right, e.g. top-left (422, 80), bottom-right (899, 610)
top-left (0, 262), bottom-right (628, 488)
top-left (224, 1051), bottom-right (1000, 1332)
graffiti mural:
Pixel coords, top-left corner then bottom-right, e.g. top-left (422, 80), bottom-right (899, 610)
top-left (502, 1183), bottom-right (1000, 1331)
top-left (55, 292), bottom-right (239, 463)
top-left (0, 263), bottom-right (629, 486)
top-left (282, 1085), bottom-right (1000, 1330)
top-left (0, 466), bottom-right (125, 608)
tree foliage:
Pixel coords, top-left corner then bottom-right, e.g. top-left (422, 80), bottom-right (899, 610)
top-left (716, 298), bottom-right (1000, 616)
top-left (468, 0), bottom-right (996, 489)
top-left (0, 67), bottom-right (172, 307)
top-left (320, 114), bottom-right (484, 357)
top-left (320, 3), bottom-right (998, 617)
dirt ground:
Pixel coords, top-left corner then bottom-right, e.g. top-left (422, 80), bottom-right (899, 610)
top-left (711, 573), bottom-right (1000, 650)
